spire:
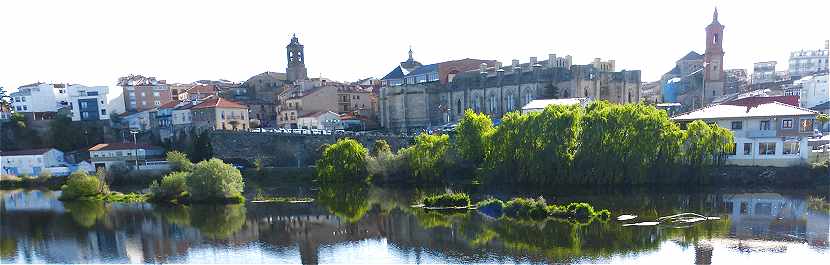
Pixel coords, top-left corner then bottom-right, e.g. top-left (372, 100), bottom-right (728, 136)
top-left (408, 46), bottom-right (414, 61)
top-left (713, 7), bottom-right (719, 23)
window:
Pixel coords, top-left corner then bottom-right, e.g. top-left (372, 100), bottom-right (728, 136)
top-left (82, 112), bottom-right (89, 119)
top-left (141, 101), bottom-right (147, 106)
top-left (129, 92), bottom-right (135, 98)
top-left (759, 142), bottom-right (776, 155)
top-left (80, 101), bottom-right (88, 109)
top-left (16, 106), bottom-right (21, 111)
top-left (21, 97), bottom-right (26, 102)
top-left (153, 92), bottom-right (160, 97)
top-left (783, 141), bottom-right (800, 155)
top-left (101, 109), bottom-right (107, 115)
top-left (22, 106), bottom-right (27, 111)
top-left (731, 121), bottom-right (742, 130)
top-left (782, 119), bottom-right (793, 129)
top-left (759, 120), bottom-right (771, 130)
top-left (154, 100), bottom-right (160, 106)
top-left (800, 119), bottom-right (814, 132)
top-left (130, 100), bottom-right (136, 106)
top-left (141, 92), bottom-right (146, 97)
top-left (743, 143), bottom-right (752, 155)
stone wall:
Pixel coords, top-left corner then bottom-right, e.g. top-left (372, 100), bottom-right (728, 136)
top-left (210, 131), bottom-right (413, 167)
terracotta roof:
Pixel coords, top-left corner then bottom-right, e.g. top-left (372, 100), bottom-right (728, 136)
top-left (186, 84), bottom-right (221, 94)
top-left (158, 101), bottom-right (180, 109)
top-left (0, 148), bottom-right (56, 156)
top-left (192, 97), bottom-right (247, 109)
top-left (88, 143), bottom-right (160, 151)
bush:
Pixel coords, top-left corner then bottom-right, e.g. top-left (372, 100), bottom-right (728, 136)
top-left (477, 198), bottom-right (504, 218)
top-left (370, 139), bottom-right (392, 157)
top-left (564, 202), bottom-right (596, 219)
top-left (422, 193), bottom-right (471, 208)
top-left (149, 171), bottom-right (190, 202)
top-left (503, 197), bottom-right (549, 219)
top-left (403, 134), bottom-right (450, 182)
top-left (167, 151), bottom-right (193, 172)
top-left (316, 139), bottom-right (369, 183)
top-left (60, 170), bottom-right (107, 200)
top-left (186, 158), bottom-right (245, 202)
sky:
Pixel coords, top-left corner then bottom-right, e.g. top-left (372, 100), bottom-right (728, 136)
top-left (1, 0), bottom-right (828, 98)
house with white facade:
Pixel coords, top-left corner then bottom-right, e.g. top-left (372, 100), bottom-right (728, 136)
top-left (796, 74), bottom-right (829, 109)
top-left (297, 111), bottom-right (341, 130)
top-left (0, 148), bottom-right (66, 176)
top-left (673, 102), bottom-right (819, 167)
top-left (67, 84), bottom-right (110, 121)
top-left (9, 83), bottom-right (69, 120)
top-left (88, 143), bottom-right (165, 170)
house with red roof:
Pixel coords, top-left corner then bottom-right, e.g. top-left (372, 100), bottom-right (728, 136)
top-left (88, 142), bottom-right (165, 170)
top-left (191, 97), bottom-right (249, 131)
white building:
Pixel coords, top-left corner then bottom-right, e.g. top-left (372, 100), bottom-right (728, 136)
top-left (796, 74), bottom-right (829, 109)
top-left (752, 61), bottom-right (777, 84)
top-left (0, 148), bottom-right (66, 176)
top-left (88, 143), bottom-right (165, 170)
top-left (67, 85), bottom-right (110, 121)
top-left (673, 102), bottom-right (818, 167)
top-left (521, 98), bottom-right (590, 114)
top-left (297, 111), bottom-right (341, 130)
top-left (9, 83), bottom-right (69, 120)
top-left (788, 41), bottom-right (829, 78)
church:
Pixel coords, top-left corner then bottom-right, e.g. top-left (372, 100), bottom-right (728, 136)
top-left (660, 8), bottom-right (726, 110)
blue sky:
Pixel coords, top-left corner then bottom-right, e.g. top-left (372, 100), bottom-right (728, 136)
top-left (1, 0), bottom-right (827, 96)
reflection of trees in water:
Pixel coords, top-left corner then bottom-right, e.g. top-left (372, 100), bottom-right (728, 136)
top-left (153, 205), bottom-right (191, 226)
top-left (316, 183), bottom-right (370, 223)
top-left (189, 204), bottom-right (247, 239)
top-left (64, 200), bottom-right (108, 228)
top-left (0, 238), bottom-right (15, 259)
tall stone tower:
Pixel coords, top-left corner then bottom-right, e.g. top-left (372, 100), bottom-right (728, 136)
top-left (286, 34), bottom-right (308, 82)
top-left (703, 8), bottom-right (725, 103)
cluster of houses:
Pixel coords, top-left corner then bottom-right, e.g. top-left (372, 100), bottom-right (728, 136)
top-left (1, 143), bottom-right (165, 177)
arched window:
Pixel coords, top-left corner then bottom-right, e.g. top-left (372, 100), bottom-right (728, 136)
top-left (456, 99), bottom-right (462, 115)
top-left (490, 95), bottom-right (497, 113)
top-left (563, 89), bottom-right (570, 98)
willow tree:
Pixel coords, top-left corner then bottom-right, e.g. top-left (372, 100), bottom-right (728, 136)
top-left (456, 109), bottom-right (493, 166)
top-left (316, 138), bottom-right (369, 183)
top-left (400, 133), bottom-right (450, 182)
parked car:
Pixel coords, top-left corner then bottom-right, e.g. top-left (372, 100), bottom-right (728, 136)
top-left (301, 129), bottom-right (312, 135)
top-left (322, 130), bottom-right (332, 135)
top-left (310, 129), bottom-right (323, 135)
top-left (251, 128), bottom-right (263, 133)
top-left (334, 129), bottom-right (346, 135)
top-left (290, 129), bottom-right (302, 134)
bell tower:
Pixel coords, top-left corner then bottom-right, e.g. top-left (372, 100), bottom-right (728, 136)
top-left (704, 8), bottom-right (725, 103)
top-left (286, 34), bottom-right (308, 82)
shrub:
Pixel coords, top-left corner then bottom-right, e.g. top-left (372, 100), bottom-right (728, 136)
top-left (477, 198), bottom-right (504, 218)
top-left (404, 134), bottom-right (450, 182)
top-left (370, 139), bottom-right (392, 157)
top-left (150, 171), bottom-right (190, 202)
top-left (60, 170), bottom-right (107, 200)
top-left (503, 197), bottom-right (549, 219)
top-left (565, 202), bottom-right (596, 219)
top-left (595, 209), bottom-right (611, 221)
top-left (422, 193), bottom-right (471, 208)
top-left (167, 151), bottom-right (193, 172)
top-left (186, 158), bottom-right (245, 202)
top-left (316, 139), bottom-right (369, 183)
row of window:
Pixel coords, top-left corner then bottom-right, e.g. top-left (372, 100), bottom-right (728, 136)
top-left (726, 142), bottom-right (800, 156)
top-left (730, 119), bottom-right (813, 131)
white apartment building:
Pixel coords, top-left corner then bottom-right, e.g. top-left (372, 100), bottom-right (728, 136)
top-left (9, 83), bottom-right (69, 120)
top-left (673, 102), bottom-right (818, 167)
top-left (67, 84), bottom-right (110, 121)
top-left (795, 74), bottom-right (829, 109)
top-left (88, 143), bottom-right (165, 170)
top-left (788, 42), bottom-right (829, 78)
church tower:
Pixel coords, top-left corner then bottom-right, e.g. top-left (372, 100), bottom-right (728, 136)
top-left (703, 8), bottom-right (725, 103)
top-left (286, 34), bottom-right (308, 82)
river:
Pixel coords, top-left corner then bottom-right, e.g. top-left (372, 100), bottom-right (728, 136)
top-left (1, 185), bottom-right (827, 264)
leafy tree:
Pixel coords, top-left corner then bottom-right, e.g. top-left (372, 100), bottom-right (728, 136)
top-left (400, 133), bottom-right (450, 182)
top-left (370, 139), bottom-right (392, 157)
top-left (316, 138), bottom-right (369, 183)
top-left (166, 150), bottom-right (193, 172)
top-left (186, 158), bottom-right (245, 202)
top-left (149, 171), bottom-right (190, 202)
top-left (456, 110), bottom-right (493, 166)
top-left (59, 170), bottom-right (109, 200)
top-left (190, 204), bottom-right (247, 239)
top-left (189, 130), bottom-right (214, 162)
top-left (818, 114), bottom-right (829, 131)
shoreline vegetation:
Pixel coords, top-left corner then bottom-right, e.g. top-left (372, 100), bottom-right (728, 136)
top-left (415, 192), bottom-right (611, 223)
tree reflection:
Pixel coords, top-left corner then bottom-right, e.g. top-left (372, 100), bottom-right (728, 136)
top-left (316, 182), bottom-right (370, 223)
top-left (154, 204), bottom-right (191, 226)
top-left (63, 200), bottom-right (108, 228)
top-left (189, 204), bottom-right (247, 239)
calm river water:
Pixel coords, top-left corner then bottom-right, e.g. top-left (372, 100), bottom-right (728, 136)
top-left (1, 185), bottom-right (828, 264)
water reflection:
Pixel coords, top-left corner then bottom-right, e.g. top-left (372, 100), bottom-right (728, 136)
top-left (0, 188), bottom-right (827, 264)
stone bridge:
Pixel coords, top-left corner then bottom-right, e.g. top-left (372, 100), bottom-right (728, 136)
top-left (210, 131), bottom-right (413, 167)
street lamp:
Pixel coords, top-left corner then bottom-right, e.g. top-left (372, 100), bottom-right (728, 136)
top-left (129, 130), bottom-right (139, 170)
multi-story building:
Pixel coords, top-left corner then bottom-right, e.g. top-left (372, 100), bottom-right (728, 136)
top-left (788, 41), bottom-right (829, 79)
top-left (297, 111), bottom-right (341, 130)
top-left (66, 85), bottom-right (109, 121)
top-left (725, 69), bottom-right (749, 94)
top-left (277, 81), bottom-right (339, 129)
top-left (224, 72), bottom-right (289, 128)
top-left (796, 74), bottom-right (829, 109)
top-left (673, 101), bottom-right (818, 167)
top-left (171, 102), bottom-right (195, 139)
top-left (379, 52), bottom-right (640, 132)
top-left (191, 97), bottom-right (249, 131)
top-left (752, 61), bottom-right (777, 84)
top-left (9, 83), bottom-right (69, 120)
top-left (118, 74), bottom-right (172, 112)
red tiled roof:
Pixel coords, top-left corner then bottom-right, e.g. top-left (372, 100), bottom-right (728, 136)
top-left (158, 101), bottom-right (180, 109)
top-left (88, 143), bottom-right (160, 151)
top-left (0, 148), bottom-right (55, 156)
top-left (187, 84), bottom-right (221, 94)
top-left (192, 97), bottom-right (247, 109)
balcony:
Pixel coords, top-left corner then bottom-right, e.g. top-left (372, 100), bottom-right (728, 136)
top-left (745, 130), bottom-right (776, 138)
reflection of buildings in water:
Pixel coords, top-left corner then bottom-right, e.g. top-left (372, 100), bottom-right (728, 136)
top-left (723, 193), bottom-right (828, 247)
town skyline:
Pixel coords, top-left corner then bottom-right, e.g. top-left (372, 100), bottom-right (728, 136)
top-left (1, 0), bottom-right (828, 94)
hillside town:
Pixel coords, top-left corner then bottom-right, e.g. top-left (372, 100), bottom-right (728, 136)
top-left (0, 9), bottom-right (828, 177)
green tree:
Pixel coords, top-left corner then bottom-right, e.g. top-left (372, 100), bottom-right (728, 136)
top-left (817, 114), bottom-right (829, 132)
top-left (190, 204), bottom-right (247, 239)
top-left (456, 109), bottom-right (493, 166)
top-left (166, 150), bottom-right (193, 172)
top-left (542, 83), bottom-right (560, 99)
top-left (370, 139), bottom-right (392, 157)
top-left (149, 171), bottom-right (190, 202)
top-left (401, 133), bottom-right (450, 182)
top-left (316, 138), bottom-right (369, 183)
top-left (186, 158), bottom-right (245, 202)
top-left (59, 170), bottom-right (109, 200)
top-left (189, 130), bottom-right (214, 162)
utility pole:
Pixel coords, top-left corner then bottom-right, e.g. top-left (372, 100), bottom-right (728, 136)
top-left (130, 130), bottom-right (139, 170)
